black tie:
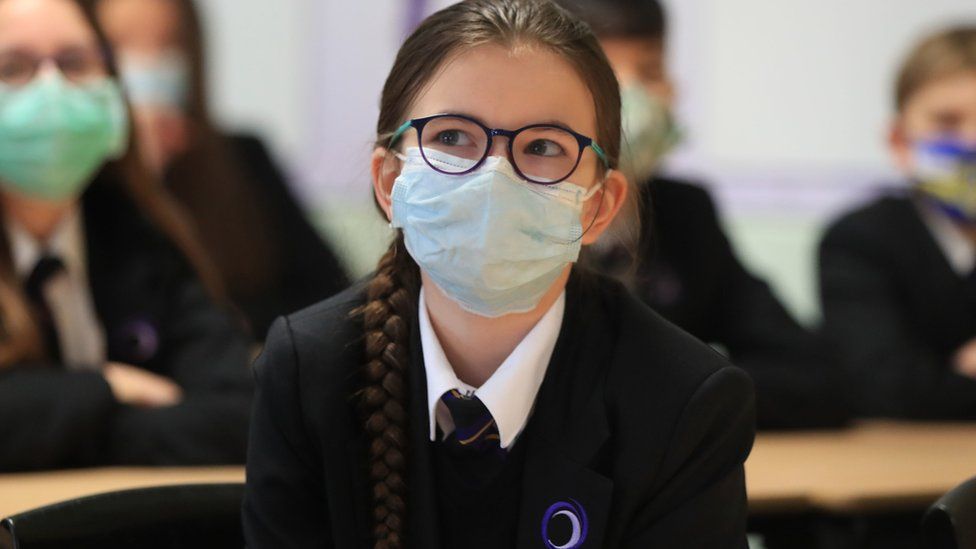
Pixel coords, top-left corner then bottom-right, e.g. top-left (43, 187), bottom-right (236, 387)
top-left (25, 255), bottom-right (65, 363)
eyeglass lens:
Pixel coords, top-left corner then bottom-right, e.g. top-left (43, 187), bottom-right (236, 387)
top-left (0, 47), bottom-right (107, 87)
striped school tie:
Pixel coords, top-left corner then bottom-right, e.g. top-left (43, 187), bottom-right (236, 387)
top-left (440, 389), bottom-right (502, 455)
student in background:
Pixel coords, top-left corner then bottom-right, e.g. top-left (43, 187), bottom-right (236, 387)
top-left (90, 0), bottom-right (350, 339)
top-left (0, 0), bottom-right (251, 471)
top-left (559, 0), bottom-right (850, 430)
top-left (820, 26), bottom-right (976, 419)
top-left (243, 1), bottom-right (755, 547)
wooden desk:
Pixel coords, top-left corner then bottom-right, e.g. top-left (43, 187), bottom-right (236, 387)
top-left (747, 421), bottom-right (976, 514)
top-left (2, 423), bottom-right (974, 519)
top-left (0, 466), bottom-right (245, 518)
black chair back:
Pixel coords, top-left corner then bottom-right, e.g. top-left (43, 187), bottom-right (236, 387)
top-left (923, 475), bottom-right (976, 549)
top-left (0, 483), bottom-right (244, 549)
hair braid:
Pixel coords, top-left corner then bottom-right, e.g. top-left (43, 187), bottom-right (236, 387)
top-left (356, 233), bottom-right (419, 549)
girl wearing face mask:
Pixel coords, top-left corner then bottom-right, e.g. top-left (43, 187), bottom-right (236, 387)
top-left (820, 26), bottom-right (976, 419)
top-left (88, 0), bottom-right (350, 340)
top-left (243, 1), bottom-right (755, 548)
top-left (0, 0), bottom-right (252, 471)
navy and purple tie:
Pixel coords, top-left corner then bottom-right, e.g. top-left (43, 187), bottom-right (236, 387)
top-left (440, 389), bottom-right (502, 456)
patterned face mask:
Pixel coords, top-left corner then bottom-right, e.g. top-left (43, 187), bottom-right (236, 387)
top-left (618, 83), bottom-right (681, 185)
top-left (912, 138), bottom-right (976, 222)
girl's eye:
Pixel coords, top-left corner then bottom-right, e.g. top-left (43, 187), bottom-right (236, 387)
top-left (525, 139), bottom-right (565, 157)
top-left (434, 129), bottom-right (474, 147)
top-left (0, 54), bottom-right (35, 85)
top-left (931, 109), bottom-right (964, 134)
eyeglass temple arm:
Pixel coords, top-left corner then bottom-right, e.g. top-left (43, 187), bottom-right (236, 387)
top-left (589, 141), bottom-right (610, 168)
top-left (389, 120), bottom-right (413, 147)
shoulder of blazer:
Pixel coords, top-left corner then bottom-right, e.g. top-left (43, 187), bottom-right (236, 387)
top-left (641, 176), bottom-right (724, 256)
top-left (223, 133), bottom-right (289, 199)
top-left (261, 281), bottom-right (370, 439)
top-left (82, 172), bottom-right (171, 255)
top-left (822, 194), bottom-right (921, 250)
top-left (278, 279), bottom-right (369, 368)
top-left (603, 279), bottom-right (755, 437)
top-left (81, 171), bottom-right (190, 299)
top-left (648, 175), bottom-right (712, 206)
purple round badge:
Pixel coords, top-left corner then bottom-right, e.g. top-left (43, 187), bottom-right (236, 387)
top-left (114, 316), bottom-right (160, 363)
top-left (541, 499), bottom-right (588, 549)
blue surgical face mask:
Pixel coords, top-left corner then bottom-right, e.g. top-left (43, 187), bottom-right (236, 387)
top-left (118, 50), bottom-right (189, 109)
top-left (390, 147), bottom-right (603, 317)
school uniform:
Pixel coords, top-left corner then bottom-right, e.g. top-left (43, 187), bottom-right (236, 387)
top-left (242, 269), bottom-right (756, 548)
top-left (0, 172), bottom-right (253, 471)
top-left (592, 176), bottom-right (850, 429)
top-left (166, 133), bottom-right (350, 339)
top-left (819, 191), bottom-right (976, 418)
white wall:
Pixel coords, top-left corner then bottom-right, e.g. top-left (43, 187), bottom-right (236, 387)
top-left (197, 0), bottom-right (976, 201)
top-left (195, 0), bottom-right (309, 181)
top-left (662, 0), bottom-right (976, 188)
top-left (196, 0), bottom-right (418, 204)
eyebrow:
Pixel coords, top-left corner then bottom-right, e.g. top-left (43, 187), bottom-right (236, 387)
top-left (434, 110), bottom-right (578, 132)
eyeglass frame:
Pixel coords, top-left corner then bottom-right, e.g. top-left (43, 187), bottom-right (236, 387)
top-left (0, 45), bottom-right (111, 87)
top-left (388, 113), bottom-right (610, 185)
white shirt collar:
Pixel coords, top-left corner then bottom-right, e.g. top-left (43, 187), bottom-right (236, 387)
top-left (6, 208), bottom-right (88, 281)
top-left (419, 286), bottom-right (565, 449)
top-left (917, 200), bottom-right (976, 275)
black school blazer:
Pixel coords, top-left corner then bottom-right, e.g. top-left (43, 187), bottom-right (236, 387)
top-left (593, 177), bottom-right (850, 429)
top-left (243, 270), bottom-right (756, 548)
top-left (0, 173), bottom-right (253, 471)
top-left (819, 192), bottom-right (976, 418)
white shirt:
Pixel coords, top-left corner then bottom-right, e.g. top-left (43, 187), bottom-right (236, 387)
top-left (6, 209), bottom-right (106, 369)
top-left (917, 200), bottom-right (976, 276)
top-left (419, 286), bottom-right (565, 449)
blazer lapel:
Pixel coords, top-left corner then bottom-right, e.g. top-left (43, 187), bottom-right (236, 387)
top-left (516, 392), bottom-right (613, 549)
top-left (407, 304), bottom-right (441, 549)
top-left (516, 270), bottom-right (615, 549)
top-left (903, 197), bottom-right (976, 338)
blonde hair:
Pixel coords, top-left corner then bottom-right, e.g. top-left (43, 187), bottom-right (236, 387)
top-left (896, 25), bottom-right (976, 111)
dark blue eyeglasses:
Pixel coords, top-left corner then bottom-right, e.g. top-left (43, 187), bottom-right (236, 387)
top-left (388, 113), bottom-right (609, 185)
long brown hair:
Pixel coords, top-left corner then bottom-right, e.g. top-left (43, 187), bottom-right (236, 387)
top-left (0, 0), bottom-right (224, 366)
top-left (357, 1), bottom-right (623, 546)
top-left (84, 0), bottom-right (277, 307)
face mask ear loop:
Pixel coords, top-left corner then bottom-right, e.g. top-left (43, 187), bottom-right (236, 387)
top-left (382, 149), bottom-right (407, 228)
top-left (573, 168), bottom-right (612, 244)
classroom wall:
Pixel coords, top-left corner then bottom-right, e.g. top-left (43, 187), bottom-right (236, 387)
top-left (195, 0), bottom-right (976, 322)
top-left (664, 0), bottom-right (976, 172)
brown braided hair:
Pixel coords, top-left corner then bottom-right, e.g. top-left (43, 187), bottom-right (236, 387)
top-left (357, 0), bottom-right (625, 546)
top-left (355, 233), bottom-right (419, 548)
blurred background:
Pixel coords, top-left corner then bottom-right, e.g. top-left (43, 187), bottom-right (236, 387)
top-left (198, 0), bottom-right (973, 325)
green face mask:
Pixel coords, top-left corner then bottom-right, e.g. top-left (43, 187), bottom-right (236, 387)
top-left (619, 83), bottom-right (682, 185)
top-left (0, 73), bottom-right (129, 201)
